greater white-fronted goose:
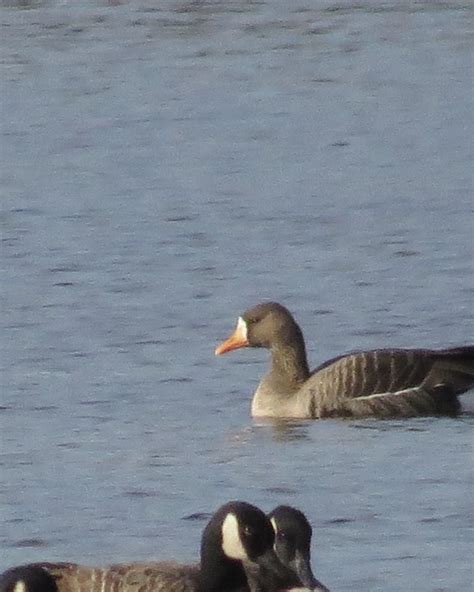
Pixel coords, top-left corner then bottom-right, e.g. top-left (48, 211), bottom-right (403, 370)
top-left (215, 302), bottom-right (474, 419)
top-left (269, 506), bottom-right (330, 592)
top-left (0, 501), bottom-right (309, 592)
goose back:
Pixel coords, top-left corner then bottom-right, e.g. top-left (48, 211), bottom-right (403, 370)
top-left (308, 347), bottom-right (473, 418)
top-left (31, 562), bottom-right (198, 592)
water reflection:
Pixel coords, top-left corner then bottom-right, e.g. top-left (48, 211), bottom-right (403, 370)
top-left (254, 418), bottom-right (314, 443)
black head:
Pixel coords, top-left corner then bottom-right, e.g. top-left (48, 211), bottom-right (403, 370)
top-left (0, 566), bottom-right (58, 592)
top-left (199, 501), bottom-right (276, 591)
top-left (215, 302), bottom-right (303, 354)
top-left (269, 505), bottom-right (312, 563)
top-left (269, 506), bottom-right (328, 590)
top-left (204, 501), bottom-right (275, 563)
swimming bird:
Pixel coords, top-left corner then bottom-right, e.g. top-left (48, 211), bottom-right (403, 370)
top-left (215, 302), bottom-right (474, 418)
top-left (0, 501), bottom-right (307, 592)
top-left (269, 506), bottom-right (330, 592)
top-left (0, 566), bottom-right (58, 592)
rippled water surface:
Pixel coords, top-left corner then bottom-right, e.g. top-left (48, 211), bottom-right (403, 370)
top-left (1, 1), bottom-right (473, 590)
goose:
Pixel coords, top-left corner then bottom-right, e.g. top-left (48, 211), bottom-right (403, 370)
top-left (0, 566), bottom-right (57, 592)
top-left (269, 506), bottom-right (329, 592)
top-left (215, 302), bottom-right (474, 418)
top-left (0, 501), bottom-right (309, 592)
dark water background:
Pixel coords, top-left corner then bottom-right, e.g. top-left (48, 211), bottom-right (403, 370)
top-left (1, 1), bottom-right (473, 590)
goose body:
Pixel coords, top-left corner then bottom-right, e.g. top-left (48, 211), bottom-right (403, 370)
top-left (4, 562), bottom-right (199, 592)
top-left (0, 562), bottom-right (309, 592)
top-left (215, 302), bottom-right (474, 419)
top-left (0, 502), bottom-right (309, 592)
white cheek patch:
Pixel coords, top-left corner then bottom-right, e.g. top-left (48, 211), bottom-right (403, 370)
top-left (236, 316), bottom-right (248, 340)
top-left (14, 582), bottom-right (27, 592)
top-left (221, 513), bottom-right (248, 561)
top-left (270, 516), bottom-right (278, 550)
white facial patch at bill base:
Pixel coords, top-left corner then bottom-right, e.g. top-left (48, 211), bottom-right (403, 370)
top-left (236, 316), bottom-right (248, 340)
top-left (14, 582), bottom-right (27, 592)
top-left (221, 513), bottom-right (248, 561)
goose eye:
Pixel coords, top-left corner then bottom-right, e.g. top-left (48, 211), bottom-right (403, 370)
top-left (243, 525), bottom-right (254, 537)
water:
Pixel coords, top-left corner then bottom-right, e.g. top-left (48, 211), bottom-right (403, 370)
top-left (1, 1), bottom-right (473, 590)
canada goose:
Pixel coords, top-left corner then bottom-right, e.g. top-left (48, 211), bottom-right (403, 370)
top-left (215, 302), bottom-right (474, 418)
top-left (0, 501), bottom-right (307, 592)
top-left (0, 566), bottom-right (58, 592)
top-left (269, 506), bottom-right (329, 592)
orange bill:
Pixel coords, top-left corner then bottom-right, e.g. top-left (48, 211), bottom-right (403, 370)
top-left (215, 317), bottom-right (249, 355)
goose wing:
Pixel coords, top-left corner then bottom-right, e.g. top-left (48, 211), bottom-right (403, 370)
top-left (309, 346), bottom-right (473, 417)
top-left (34, 562), bottom-right (199, 592)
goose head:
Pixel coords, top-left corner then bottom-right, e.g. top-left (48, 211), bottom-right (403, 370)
top-left (215, 303), bottom-right (304, 354)
top-left (0, 566), bottom-right (58, 592)
top-left (269, 506), bottom-right (330, 592)
top-left (201, 500), bottom-right (303, 591)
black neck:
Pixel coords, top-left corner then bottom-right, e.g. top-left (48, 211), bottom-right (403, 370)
top-left (199, 521), bottom-right (248, 592)
top-left (199, 555), bottom-right (247, 592)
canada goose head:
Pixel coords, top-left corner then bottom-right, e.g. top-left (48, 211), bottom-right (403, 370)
top-left (269, 506), bottom-right (330, 592)
top-left (201, 501), bottom-right (302, 591)
top-left (0, 566), bottom-right (58, 592)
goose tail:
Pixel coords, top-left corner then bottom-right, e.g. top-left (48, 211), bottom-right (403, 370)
top-left (424, 345), bottom-right (474, 394)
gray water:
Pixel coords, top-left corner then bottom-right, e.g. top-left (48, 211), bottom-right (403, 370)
top-left (1, 1), bottom-right (473, 590)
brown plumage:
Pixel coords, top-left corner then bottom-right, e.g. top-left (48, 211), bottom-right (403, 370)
top-left (215, 302), bottom-right (474, 419)
top-left (21, 562), bottom-right (199, 592)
